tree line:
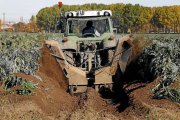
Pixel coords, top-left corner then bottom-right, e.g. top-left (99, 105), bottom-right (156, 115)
top-left (1, 3), bottom-right (180, 33)
top-left (0, 15), bottom-right (39, 32)
top-left (12, 15), bottom-right (40, 32)
top-left (36, 3), bottom-right (180, 33)
top-left (0, 19), bottom-right (2, 32)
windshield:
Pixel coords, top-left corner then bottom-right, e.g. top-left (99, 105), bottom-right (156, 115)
top-left (67, 17), bottom-right (111, 36)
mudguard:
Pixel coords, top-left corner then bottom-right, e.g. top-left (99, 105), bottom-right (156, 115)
top-left (45, 40), bottom-right (88, 93)
top-left (94, 35), bottom-right (133, 89)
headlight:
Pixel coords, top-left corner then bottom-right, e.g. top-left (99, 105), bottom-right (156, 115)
top-left (62, 37), bottom-right (68, 42)
top-left (108, 34), bottom-right (115, 40)
top-left (67, 13), bottom-right (73, 17)
top-left (104, 11), bottom-right (110, 16)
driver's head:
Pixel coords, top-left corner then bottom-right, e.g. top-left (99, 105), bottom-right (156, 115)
top-left (86, 21), bottom-right (93, 27)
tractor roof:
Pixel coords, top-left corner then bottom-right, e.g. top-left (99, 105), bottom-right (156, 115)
top-left (64, 10), bottom-right (112, 18)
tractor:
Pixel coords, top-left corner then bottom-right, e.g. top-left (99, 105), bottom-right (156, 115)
top-left (46, 9), bottom-right (133, 94)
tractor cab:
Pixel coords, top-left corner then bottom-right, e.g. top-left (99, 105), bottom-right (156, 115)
top-left (58, 10), bottom-right (114, 37)
top-left (57, 10), bottom-right (117, 71)
top-left (64, 10), bottom-right (113, 38)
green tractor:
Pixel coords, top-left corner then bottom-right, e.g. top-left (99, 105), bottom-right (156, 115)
top-left (46, 10), bottom-right (132, 94)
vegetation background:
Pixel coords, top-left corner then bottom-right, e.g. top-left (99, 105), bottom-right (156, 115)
top-left (35, 3), bottom-right (180, 33)
top-left (1, 3), bottom-right (180, 33)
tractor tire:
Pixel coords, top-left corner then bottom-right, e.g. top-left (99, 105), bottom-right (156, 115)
top-left (69, 85), bottom-right (75, 95)
top-left (108, 84), bottom-right (113, 92)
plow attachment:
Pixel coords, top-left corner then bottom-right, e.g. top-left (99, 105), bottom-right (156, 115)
top-left (45, 35), bottom-right (133, 94)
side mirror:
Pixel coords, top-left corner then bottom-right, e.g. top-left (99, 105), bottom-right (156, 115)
top-left (112, 17), bottom-right (120, 33)
top-left (57, 20), bottom-right (65, 33)
top-left (113, 17), bottom-right (120, 28)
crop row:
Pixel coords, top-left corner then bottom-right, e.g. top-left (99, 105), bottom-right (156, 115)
top-left (138, 34), bottom-right (180, 103)
top-left (0, 33), bottom-right (44, 94)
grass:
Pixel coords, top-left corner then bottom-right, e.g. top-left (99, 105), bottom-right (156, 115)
top-left (146, 107), bottom-right (180, 120)
top-left (0, 95), bottom-right (42, 120)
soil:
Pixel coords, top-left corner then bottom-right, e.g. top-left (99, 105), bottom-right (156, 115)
top-left (0, 45), bottom-right (179, 120)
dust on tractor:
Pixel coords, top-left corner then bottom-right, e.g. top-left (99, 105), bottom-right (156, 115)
top-left (46, 10), bottom-right (133, 94)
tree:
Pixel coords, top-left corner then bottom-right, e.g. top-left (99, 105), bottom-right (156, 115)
top-left (151, 7), bottom-right (176, 33)
top-left (109, 4), bottom-right (125, 33)
top-left (36, 7), bottom-right (60, 32)
top-left (122, 4), bottom-right (143, 33)
top-left (30, 15), bottom-right (37, 23)
top-left (28, 15), bottom-right (40, 32)
top-left (138, 7), bottom-right (153, 32)
top-left (0, 19), bottom-right (2, 32)
top-left (13, 22), bottom-right (26, 32)
top-left (169, 6), bottom-right (180, 33)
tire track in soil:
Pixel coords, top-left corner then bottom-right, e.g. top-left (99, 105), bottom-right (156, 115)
top-left (66, 92), bottom-right (88, 120)
top-left (65, 88), bottom-right (122, 120)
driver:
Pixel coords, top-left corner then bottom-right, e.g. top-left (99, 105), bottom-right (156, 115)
top-left (82, 21), bottom-right (100, 37)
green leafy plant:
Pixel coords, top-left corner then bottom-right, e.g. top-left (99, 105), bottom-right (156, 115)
top-left (0, 33), bottom-right (43, 94)
top-left (139, 35), bottom-right (180, 103)
top-left (16, 80), bottom-right (37, 95)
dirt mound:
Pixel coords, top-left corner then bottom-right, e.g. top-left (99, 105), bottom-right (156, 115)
top-left (122, 79), bottom-right (180, 120)
top-left (38, 45), bottom-right (67, 90)
top-left (17, 45), bottom-right (76, 113)
top-left (1, 45), bottom-right (78, 119)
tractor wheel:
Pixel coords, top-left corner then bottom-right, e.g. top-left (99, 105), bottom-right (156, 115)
top-left (69, 85), bottom-right (75, 95)
top-left (108, 84), bottom-right (113, 92)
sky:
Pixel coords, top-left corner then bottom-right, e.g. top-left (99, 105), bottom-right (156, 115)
top-left (0, 0), bottom-right (180, 22)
